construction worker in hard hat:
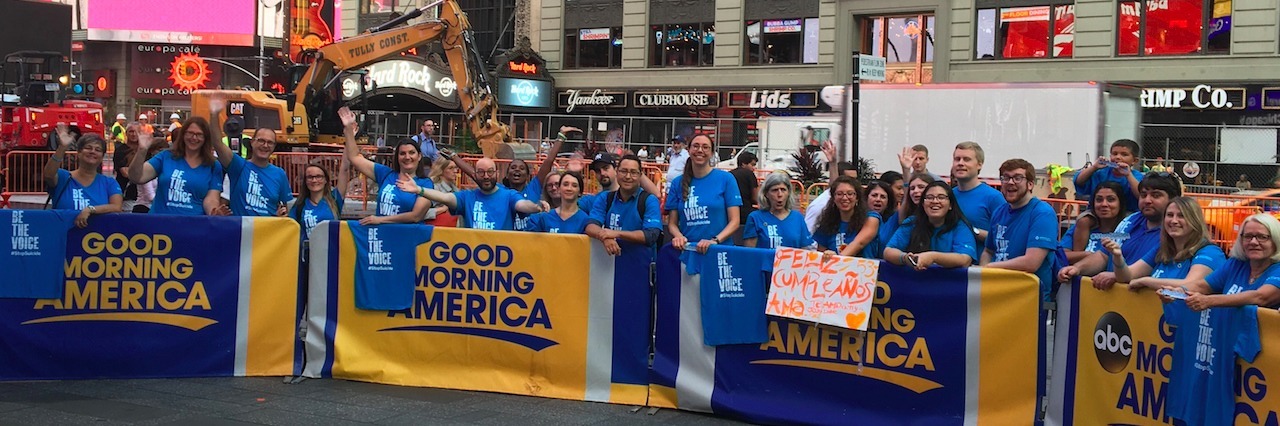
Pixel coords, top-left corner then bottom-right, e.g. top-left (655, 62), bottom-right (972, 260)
top-left (168, 113), bottom-right (182, 134)
top-left (110, 113), bottom-right (127, 143)
top-left (138, 113), bottom-right (154, 136)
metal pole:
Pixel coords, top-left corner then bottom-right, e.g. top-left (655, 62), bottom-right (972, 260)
top-left (848, 50), bottom-right (861, 166)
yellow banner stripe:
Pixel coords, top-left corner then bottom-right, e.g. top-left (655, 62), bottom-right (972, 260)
top-left (22, 312), bottom-right (217, 331)
top-left (977, 268), bottom-right (1041, 424)
top-left (244, 218), bottom-right (301, 376)
top-left (750, 359), bottom-right (944, 393)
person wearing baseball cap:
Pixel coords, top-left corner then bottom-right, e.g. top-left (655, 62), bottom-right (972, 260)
top-left (665, 136), bottom-right (689, 183)
top-left (110, 113), bottom-right (128, 143)
top-left (579, 152), bottom-right (620, 210)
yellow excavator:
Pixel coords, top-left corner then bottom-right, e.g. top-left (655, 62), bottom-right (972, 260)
top-left (190, 0), bottom-right (531, 158)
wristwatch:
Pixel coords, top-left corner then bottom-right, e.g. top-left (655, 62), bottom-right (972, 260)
top-left (710, 236), bottom-right (720, 244)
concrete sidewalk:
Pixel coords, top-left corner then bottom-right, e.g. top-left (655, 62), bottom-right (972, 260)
top-left (0, 377), bottom-right (744, 425)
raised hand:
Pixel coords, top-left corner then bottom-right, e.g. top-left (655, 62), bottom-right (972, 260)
top-left (1101, 238), bottom-right (1122, 257)
top-left (897, 146), bottom-right (912, 169)
top-left (55, 123), bottom-right (75, 148)
top-left (396, 176), bottom-right (421, 195)
top-left (137, 129), bottom-right (155, 150)
top-left (338, 107), bottom-right (358, 128)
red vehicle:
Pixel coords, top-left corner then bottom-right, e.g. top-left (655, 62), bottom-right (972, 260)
top-left (0, 51), bottom-right (106, 193)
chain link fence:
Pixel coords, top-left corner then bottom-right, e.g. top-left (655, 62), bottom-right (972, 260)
top-left (1141, 123), bottom-right (1280, 193)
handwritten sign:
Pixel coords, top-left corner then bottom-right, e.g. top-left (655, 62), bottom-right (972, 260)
top-left (766, 247), bottom-right (879, 330)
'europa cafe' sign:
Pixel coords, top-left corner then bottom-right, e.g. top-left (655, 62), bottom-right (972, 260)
top-left (340, 59), bottom-right (458, 105)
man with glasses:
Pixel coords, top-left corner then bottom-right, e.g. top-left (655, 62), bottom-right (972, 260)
top-left (410, 157), bottom-right (547, 231)
top-left (1059, 172), bottom-right (1182, 290)
top-left (412, 119), bottom-right (439, 162)
top-left (981, 159), bottom-right (1060, 301)
top-left (214, 127), bottom-right (294, 216)
top-left (586, 155), bottom-right (662, 256)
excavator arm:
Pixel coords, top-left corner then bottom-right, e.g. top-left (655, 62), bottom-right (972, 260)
top-left (294, 0), bottom-right (509, 155)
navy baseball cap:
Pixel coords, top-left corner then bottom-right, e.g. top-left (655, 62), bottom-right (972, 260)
top-left (591, 152), bottom-right (619, 172)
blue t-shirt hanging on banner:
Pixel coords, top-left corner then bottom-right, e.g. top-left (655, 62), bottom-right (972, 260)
top-left (374, 163), bottom-right (433, 217)
top-left (147, 152), bottom-right (225, 215)
top-left (0, 210), bottom-right (76, 298)
top-left (743, 210), bottom-right (812, 250)
top-left (699, 245), bottom-right (771, 346)
top-left (453, 188), bottom-right (524, 231)
top-left (1165, 302), bottom-right (1260, 426)
top-left (347, 222), bottom-right (434, 310)
top-left (227, 156), bottom-right (295, 216)
top-left (49, 169), bottom-right (122, 210)
top-left (663, 170), bottom-right (742, 274)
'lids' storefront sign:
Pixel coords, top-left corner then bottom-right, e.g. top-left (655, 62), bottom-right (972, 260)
top-left (1141, 84), bottom-right (1245, 110)
top-left (725, 89), bottom-right (819, 109)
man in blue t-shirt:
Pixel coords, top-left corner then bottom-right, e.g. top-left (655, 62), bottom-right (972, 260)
top-left (1057, 172), bottom-right (1181, 289)
top-left (950, 141), bottom-right (1004, 243)
top-left (586, 155), bottom-right (662, 256)
top-left (214, 127), bottom-right (294, 216)
top-left (981, 159), bottom-right (1060, 299)
top-left (416, 156), bottom-right (545, 231)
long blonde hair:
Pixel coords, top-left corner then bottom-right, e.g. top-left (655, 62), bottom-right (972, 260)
top-left (1155, 197), bottom-right (1209, 264)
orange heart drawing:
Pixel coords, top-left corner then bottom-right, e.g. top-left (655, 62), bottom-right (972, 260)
top-left (845, 312), bottom-right (868, 329)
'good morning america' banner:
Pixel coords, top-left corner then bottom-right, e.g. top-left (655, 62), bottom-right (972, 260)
top-left (649, 246), bottom-right (1042, 425)
top-left (1047, 281), bottom-right (1280, 425)
top-left (0, 214), bottom-right (300, 380)
top-left (303, 223), bottom-right (651, 405)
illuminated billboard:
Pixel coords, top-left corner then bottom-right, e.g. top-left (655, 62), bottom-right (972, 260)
top-left (86, 0), bottom-right (257, 46)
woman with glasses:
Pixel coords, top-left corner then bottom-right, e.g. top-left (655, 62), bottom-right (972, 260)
top-left (1101, 197), bottom-right (1224, 289)
top-left (43, 124), bottom-right (123, 227)
top-left (882, 181), bottom-right (976, 269)
top-left (1171, 213), bottom-right (1280, 310)
top-left (665, 134), bottom-right (742, 258)
top-left (542, 172), bottom-right (562, 209)
top-left (743, 173), bottom-right (812, 249)
top-left (426, 156), bottom-right (462, 226)
top-left (339, 107), bottom-right (433, 225)
top-left (813, 176), bottom-right (880, 257)
top-left (129, 116), bottom-right (225, 216)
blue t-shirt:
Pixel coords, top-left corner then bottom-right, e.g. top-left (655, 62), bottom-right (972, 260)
top-left (1075, 166), bottom-right (1143, 212)
top-left (813, 212), bottom-right (883, 259)
top-left (452, 187), bottom-right (524, 231)
top-left (1139, 243), bottom-right (1225, 280)
top-left (887, 219), bottom-right (978, 263)
top-left (298, 189), bottom-right (344, 242)
top-left (374, 163), bottom-right (432, 218)
top-left (1108, 212), bottom-right (1162, 270)
top-left (954, 182), bottom-right (1004, 232)
top-left (147, 152), bottom-right (224, 215)
top-left (985, 197), bottom-right (1059, 296)
top-left (1203, 258), bottom-right (1280, 300)
top-left (588, 189), bottom-right (662, 253)
top-left (663, 169), bottom-right (743, 243)
top-left (578, 192), bottom-right (598, 212)
top-left (1057, 222), bottom-right (1129, 253)
top-left (49, 169), bottom-right (122, 210)
top-left (503, 177), bottom-right (541, 231)
top-left (227, 156), bottom-right (294, 216)
top-left (1165, 301), bottom-right (1260, 426)
top-left (743, 210), bottom-right (812, 250)
top-left (527, 208), bottom-right (589, 234)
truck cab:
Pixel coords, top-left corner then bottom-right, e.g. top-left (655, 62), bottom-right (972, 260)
top-left (718, 116), bottom-right (840, 175)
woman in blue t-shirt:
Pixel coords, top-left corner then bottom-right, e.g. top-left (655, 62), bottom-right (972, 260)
top-left (1063, 181), bottom-right (1129, 263)
top-left (1174, 213), bottom-right (1280, 310)
top-left (864, 180), bottom-right (897, 219)
top-left (812, 176), bottom-right (880, 257)
top-left (664, 134), bottom-right (742, 255)
top-left (291, 158), bottom-right (349, 242)
top-left (1108, 197), bottom-right (1224, 289)
top-left (527, 171), bottom-right (589, 234)
top-left (882, 181), bottom-right (977, 269)
top-left (339, 107), bottom-right (432, 225)
top-left (880, 173), bottom-right (935, 252)
top-left (42, 124), bottom-right (123, 227)
top-left (744, 172), bottom-right (812, 249)
top-left (128, 117), bottom-right (224, 216)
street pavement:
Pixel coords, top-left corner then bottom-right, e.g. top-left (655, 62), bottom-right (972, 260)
top-left (0, 377), bottom-right (747, 425)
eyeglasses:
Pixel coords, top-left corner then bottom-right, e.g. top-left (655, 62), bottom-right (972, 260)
top-left (834, 191), bottom-right (858, 198)
top-left (998, 175), bottom-right (1028, 184)
top-left (1243, 233), bottom-right (1273, 242)
top-left (618, 169), bottom-right (642, 176)
top-left (476, 169), bottom-right (499, 177)
top-left (923, 195), bottom-right (949, 202)
top-left (305, 175), bottom-right (327, 181)
top-left (185, 131), bottom-right (205, 138)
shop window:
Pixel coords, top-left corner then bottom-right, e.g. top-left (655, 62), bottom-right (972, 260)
top-left (974, 2), bottom-right (1074, 59)
top-left (862, 14), bottom-right (934, 83)
top-left (745, 18), bottom-right (820, 64)
top-left (650, 22), bottom-right (715, 67)
top-left (564, 27), bottom-right (623, 69)
top-left (362, 0), bottom-right (397, 14)
top-left (1118, 0), bottom-right (1230, 56)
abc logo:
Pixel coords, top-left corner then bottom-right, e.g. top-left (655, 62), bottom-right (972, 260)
top-left (1093, 312), bottom-right (1133, 373)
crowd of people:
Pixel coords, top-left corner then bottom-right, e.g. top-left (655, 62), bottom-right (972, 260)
top-left (42, 105), bottom-right (1280, 313)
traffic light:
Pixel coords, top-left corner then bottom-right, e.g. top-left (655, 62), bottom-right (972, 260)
top-left (69, 82), bottom-right (95, 97)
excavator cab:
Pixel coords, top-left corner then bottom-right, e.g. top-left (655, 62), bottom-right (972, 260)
top-left (1, 51), bottom-right (65, 107)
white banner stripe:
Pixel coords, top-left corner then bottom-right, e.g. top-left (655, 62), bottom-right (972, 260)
top-left (583, 242), bottom-right (616, 402)
top-left (302, 221), bottom-right (332, 378)
top-left (233, 217), bottom-right (253, 376)
top-left (1045, 284), bottom-right (1074, 426)
top-left (674, 265), bottom-right (716, 412)
top-left (963, 268), bottom-right (983, 426)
